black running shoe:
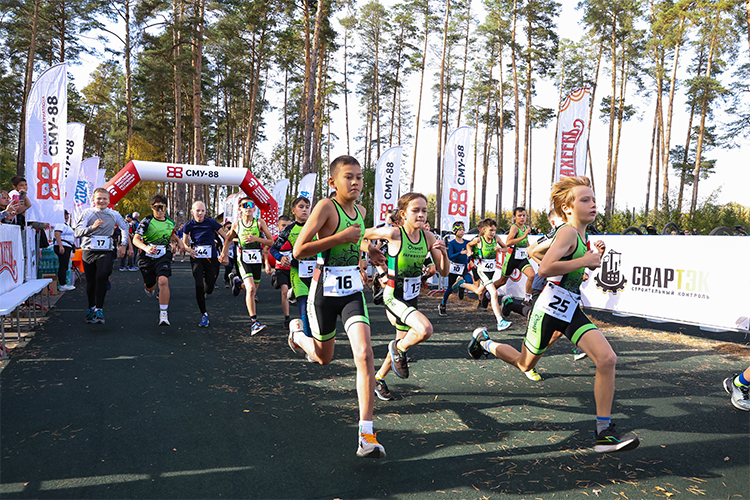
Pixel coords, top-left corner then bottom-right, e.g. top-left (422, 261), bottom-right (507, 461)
top-left (458, 287), bottom-right (465, 300)
top-left (374, 379), bottom-right (395, 401)
top-left (501, 295), bottom-right (514, 318)
top-left (389, 340), bottom-right (409, 379)
top-left (437, 304), bottom-right (447, 317)
top-left (468, 327), bottom-right (491, 359)
top-left (232, 276), bottom-right (243, 297)
top-left (594, 424), bottom-right (640, 453)
top-left (372, 279), bottom-right (384, 305)
top-left (480, 291), bottom-right (490, 309)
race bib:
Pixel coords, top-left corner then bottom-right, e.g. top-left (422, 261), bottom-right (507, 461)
top-left (147, 245), bottom-right (167, 259)
top-left (478, 259), bottom-right (496, 273)
top-left (402, 276), bottom-right (421, 301)
top-left (537, 282), bottom-right (579, 323)
top-left (298, 260), bottom-right (315, 278)
top-left (194, 245), bottom-right (212, 258)
top-left (514, 247), bottom-right (528, 260)
top-left (242, 249), bottom-right (262, 264)
top-left (90, 235), bottom-right (112, 251)
top-left (449, 262), bottom-right (465, 275)
top-left (322, 266), bottom-right (363, 297)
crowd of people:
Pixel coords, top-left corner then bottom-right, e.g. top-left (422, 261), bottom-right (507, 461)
top-left (3, 157), bottom-right (748, 460)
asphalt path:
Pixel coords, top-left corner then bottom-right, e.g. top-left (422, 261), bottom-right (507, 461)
top-left (1, 262), bottom-right (748, 499)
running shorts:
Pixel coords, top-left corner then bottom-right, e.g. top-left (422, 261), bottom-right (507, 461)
top-left (383, 286), bottom-right (418, 332)
top-left (524, 304), bottom-right (597, 355)
top-left (501, 254), bottom-right (532, 278)
top-left (138, 252), bottom-right (172, 288)
top-left (448, 271), bottom-right (473, 289)
top-left (272, 268), bottom-right (291, 290)
top-left (237, 259), bottom-right (262, 283)
top-left (472, 267), bottom-right (495, 287)
top-left (307, 276), bottom-right (369, 342)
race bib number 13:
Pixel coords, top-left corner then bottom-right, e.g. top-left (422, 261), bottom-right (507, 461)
top-left (402, 276), bottom-right (421, 301)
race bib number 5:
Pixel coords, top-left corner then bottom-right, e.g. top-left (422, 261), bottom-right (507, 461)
top-left (538, 282), bottom-right (579, 323)
top-left (322, 266), bottom-right (363, 297)
top-left (298, 260), bottom-right (315, 278)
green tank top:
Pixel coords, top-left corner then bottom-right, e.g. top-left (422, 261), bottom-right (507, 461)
top-left (476, 235), bottom-right (497, 260)
top-left (288, 222), bottom-right (315, 261)
top-left (238, 218), bottom-right (261, 250)
top-left (388, 227), bottom-right (429, 286)
top-left (321, 199), bottom-right (364, 267)
top-left (139, 216), bottom-right (175, 245)
top-left (513, 224), bottom-right (529, 248)
top-left (552, 224), bottom-right (588, 295)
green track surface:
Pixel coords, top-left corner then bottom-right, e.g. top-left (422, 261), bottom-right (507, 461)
top-left (1, 263), bottom-right (748, 499)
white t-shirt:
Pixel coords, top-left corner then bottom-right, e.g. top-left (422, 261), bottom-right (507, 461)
top-left (54, 223), bottom-right (76, 247)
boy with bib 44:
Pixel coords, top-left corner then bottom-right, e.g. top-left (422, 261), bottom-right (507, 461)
top-left (468, 176), bottom-right (640, 453)
top-left (364, 193), bottom-right (449, 401)
top-left (290, 155), bottom-right (387, 459)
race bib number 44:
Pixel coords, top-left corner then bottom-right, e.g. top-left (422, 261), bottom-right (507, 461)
top-left (194, 245), bottom-right (212, 258)
top-left (537, 282), bottom-right (579, 323)
top-left (322, 266), bottom-right (363, 297)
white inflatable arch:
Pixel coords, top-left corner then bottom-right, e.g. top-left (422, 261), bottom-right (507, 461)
top-left (103, 160), bottom-right (279, 229)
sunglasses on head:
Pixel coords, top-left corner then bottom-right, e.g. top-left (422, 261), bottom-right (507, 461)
top-left (241, 202), bottom-right (254, 209)
top-left (153, 204), bottom-right (166, 211)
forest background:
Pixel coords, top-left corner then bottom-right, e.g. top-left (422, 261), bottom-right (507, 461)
top-left (0, 0), bottom-right (748, 234)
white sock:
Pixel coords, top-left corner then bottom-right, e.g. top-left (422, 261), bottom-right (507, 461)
top-left (359, 420), bottom-right (374, 435)
top-left (160, 305), bottom-right (168, 311)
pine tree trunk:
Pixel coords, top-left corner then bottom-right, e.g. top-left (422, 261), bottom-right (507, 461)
top-left (511, 0), bottom-right (520, 209)
top-left (173, 0), bottom-right (185, 222)
top-left (661, 16), bottom-right (684, 209)
top-left (435, 0), bottom-right (450, 229)
top-left (410, 1), bottom-right (430, 191)
top-left (605, 10), bottom-right (617, 215)
top-left (192, 0), bottom-right (206, 167)
top-left (17, 0), bottom-right (40, 175)
top-left (456, 0), bottom-right (471, 127)
top-left (522, 16), bottom-right (532, 207)
top-left (125, 0), bottom-right (133, 144)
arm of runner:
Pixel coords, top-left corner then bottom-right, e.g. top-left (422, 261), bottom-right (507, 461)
top-left (294, 200), bottom-right (354, 259)
top-left (538, 225), bottom-right (600, 278)
top-left (504, 225), bottom-right (523, 246)
top-left (364, 226), bottom-right (399, 242)
top-left (219, 223), bottom-right (238, 265)
top-left (528, 236), bottom-right (552, 264)
top-left (426, 231), bottom-right (449, 276)
top-left (494, 234), bottom-right (509, 251)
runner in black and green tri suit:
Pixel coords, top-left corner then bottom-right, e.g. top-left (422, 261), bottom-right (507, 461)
top-left (219, 197), bottom-right (274, 336)
top-left (133, 194), bottom-right (189, 326)
top-left (496, 207), bottom-right (536, 304)
top-left (468, 176), bottom-right (640, 453)
top-left (290, 155), bottom-right (387, 459)
top-left (364, 193), bottom-right (448, 400)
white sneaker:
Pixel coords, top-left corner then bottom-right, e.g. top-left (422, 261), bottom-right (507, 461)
top-left (59, 284), bottom-right (75, 291)
top-left (524, 368), bottom-right (542, 381)
top-left (145, 288), bottom-right (156, 298)
top-left (288, 319), bottom-right (305, 356)
top-left (159, 311), bottom-right (170, 326)
top-left (356, 432), bottom-right (386, 459)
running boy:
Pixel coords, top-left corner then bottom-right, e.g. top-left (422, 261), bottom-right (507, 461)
top-left (438, 221), bottom-right (484, 317)
top-left (133, 194), bottom-right (189, 326)
top-left (74, 188), bottom-right (131, 324)
top-left (496, 207), bottom-right (536, 303)
top-left (364, 192), bottom-right (449, 401)
top-left (468, 176), bottom-right (640, 453)
top-left (466, 218), bottom-right (512, 331)
top-left (182, 201), bottom-right (227, 327)
top-left (289, 155), bottom-right (386, 459)
top-left (268, 215), bottom-right (293, 329)
top-left (219, 197), bottom-right (274, 336)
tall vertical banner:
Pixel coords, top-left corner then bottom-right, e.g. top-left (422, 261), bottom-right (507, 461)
top-left (96, 169), bottom-right (106, 189)
top-left (272, 178), bottom-right (290, 210)
top-left (373, 146), bottom-right (402, 224)
top-left (298, 173), bottom-right (317, 202)
top-left (72, 157), bottom-right (100, 224)
top-left (25, 62), bottom-right (68, 225)
top-left (63, 122), bottom-right (85, 212)
top-left (554, 87), bottom-right (591, 183)
top-left (440, 126), bottom-right (473, 232)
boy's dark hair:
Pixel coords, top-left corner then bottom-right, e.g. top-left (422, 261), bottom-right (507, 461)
top-left (330, 155), bottom-right (360, 177)
top-left (513, 206), bottom-right (526, 216)
top-left (482, 218), bottom-right (497, 228)
top-left (278, 215), bottom-right (292, 223)
top-left (11, 176), bottom-right (26, 187)
top-left (292, 196), bottom-right (310, 208)
top-left (151, 194), bottom-right (168, 206)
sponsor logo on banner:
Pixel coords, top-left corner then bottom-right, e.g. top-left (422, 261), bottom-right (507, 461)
top-left (167, 165), bottom-right (183, 178)
top-left (448, 188), bottom-right (467, 216)
top-left (594, 249), bottom-right (627, 294)
top-left (559, 119), bottom-right (584, 178)
top-left (0, 241), bottom-right (18, 281)
top-left (36, 162), bottom-right (61, 200)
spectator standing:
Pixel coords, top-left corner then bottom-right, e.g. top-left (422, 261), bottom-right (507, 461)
top-left (54, 210), bottom-right (77, 291)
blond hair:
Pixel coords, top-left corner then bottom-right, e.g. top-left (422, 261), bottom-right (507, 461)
top-left (550, 176), bottom-right (592, 222)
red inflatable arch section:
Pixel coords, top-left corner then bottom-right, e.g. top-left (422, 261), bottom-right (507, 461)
top-left (103, 160), bottom-right (279, 230)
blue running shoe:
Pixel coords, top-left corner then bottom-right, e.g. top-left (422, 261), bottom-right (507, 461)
top-left (452, 277), bottom-right (465, 292)
top-left (199, 314), bottom-right (209, 327)
top-left (497, 318), bottom-right (512, 331)
top-left (93, 309), bottom-right (105, 325)
top-left (85, 308), bottom-right (95, 324)
top-left (468, 327), bottom-right (491, 359)
top-left (232, 276), bottom-right (243, 297)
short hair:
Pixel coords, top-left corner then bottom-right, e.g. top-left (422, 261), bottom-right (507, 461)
top-left (549, 176), bottom-right (592, 222)
top-left (397, 192), bottom-right (428, 213)
top-left (239, 196), bottom-right (253, 205)
top-left (278, 215), bottom-right (292, 223)
top-left (330, 155), bottom-right (360, 177)
top-left (11, 176), bottom-right (25, 187)
top-left (291, 196), bottom-right (310, 209)
top-left (93, 187), bottom-right (109, 197)
top-left (513, 206), bottom-right (526, 216)
top-left (151, 194), bottom-right (167, 206)
top-left (481, 218), bottom-right (497, 230)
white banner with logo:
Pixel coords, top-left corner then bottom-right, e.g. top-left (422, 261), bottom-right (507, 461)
top-left (63, 122), bottom-right (85, 212)
top-left (0, 225), bottom-right (24, 294)
top-left (72, 157), bottom-right (100, 224)
top-left (272, 178), bottom-right (289, 209)
top-left (25, 228), bottom-right (37, 281)
top-left (374, 146), bottom-right (402, 225)
top-left (25, 62), bottom-right (68, 225)
top-left (96, 169), bottom-right (106, 189)
top-left (223, 193), bottom-right (244, 224)
top-left (440, 126), bottom-right (473, 232)
top-left (581, 235), bottom-right (749, 332)
top-left (554, 87), bottom-right (590, 183)
top-left (298, 173), bottom-right (316, 202)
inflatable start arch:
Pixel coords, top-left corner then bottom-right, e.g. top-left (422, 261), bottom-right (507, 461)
top-left (102, 160), bottom-right (279, 229)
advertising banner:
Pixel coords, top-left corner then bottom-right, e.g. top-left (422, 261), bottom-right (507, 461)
top-left (72, 157), bottom-right (100, 224)
top-left (298, 173), bottom-right (317, 203)
top-left (554, 87), bottom-right (590, 183)
top-left (25, 229), bottom-right (37, 282)
top-left (63, 122), bottom-right (85, 212)
top-left (0, 225), bottom-right (24, 294)
top-left (373, 146), bottom-right (402, 225)
top-left (24, 63), bottom-right (68, 225)
top-left (440, 126), bottom-right (473, 232)
top-left (272, 179), bottom-right (289, 209)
